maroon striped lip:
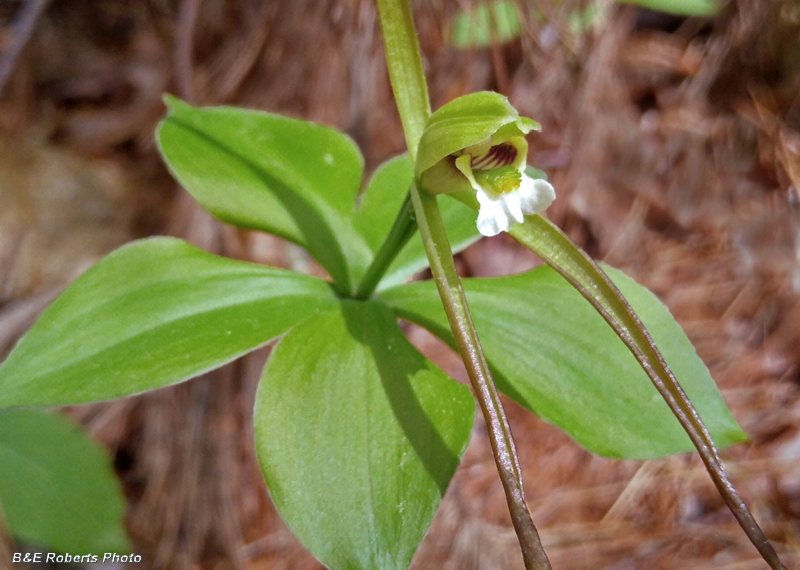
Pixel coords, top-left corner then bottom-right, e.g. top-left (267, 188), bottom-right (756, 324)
top-left (470, 143), bottom-right (517, 170)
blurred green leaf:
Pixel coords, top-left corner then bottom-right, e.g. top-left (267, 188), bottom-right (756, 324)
top-left (619, 0), bottom-right (718, 16)
top-left (0, 237), bottom-right (337, 407)
top-left (254, 300), bottom-right (474, 570)
top-left (450, 1), bottom-right (522, 48)
top-left (569, 4), bottom-right (602, 33)
top-left (380, 264), bottom-right (746, 459)
top-left (524, 166), bottom-right (548, 180)
top-left (358, 155), bottom-right (481, 290)
top-left (0, 410), bottom-right (128, 552)
top-left (157, 97), bottom-right (372, 295)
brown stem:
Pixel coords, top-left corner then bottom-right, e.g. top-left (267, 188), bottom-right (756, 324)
top-left (411, 184), bottom-right (551, 570)
top-left (510, 215), bottom-right (786, 570)
top-left (0, 0), bottom-right (52, 99)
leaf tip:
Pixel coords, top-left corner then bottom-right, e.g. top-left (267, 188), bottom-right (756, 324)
top-left (162, 93), bottom-right (184, 111)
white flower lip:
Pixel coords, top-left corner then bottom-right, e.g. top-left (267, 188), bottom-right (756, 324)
top-left (475, 175), bottom-right (556, 237)
top-left (454, 136), bottom-right (556, 237)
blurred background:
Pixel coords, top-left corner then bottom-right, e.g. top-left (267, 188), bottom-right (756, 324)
top-left (1, 0), bottom-right (799, 568)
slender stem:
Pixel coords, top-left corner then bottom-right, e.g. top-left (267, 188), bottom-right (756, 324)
top-left (175, 0), bottom-right (201, 102)
top-left (374, 0), bottom-right (551, 564)
top-left (354, 193), bottom-right (416, 300)
top-left (0, 0), bottom-right (52, 99)
top-left (410, 183), bottom-right (551, 570)
top-left (374, 0), bottom-right (431, 161)
top-left (510, 215), bottom-right (786, 570)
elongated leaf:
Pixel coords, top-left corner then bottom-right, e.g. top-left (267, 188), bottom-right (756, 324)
top-left (0, 237), bottom-right (337, 407)
top-left (358, 155), bottom-right (481, 290)
top-left (157, 97), bottom-right (372, 295)
top-left (380, 265), bottom-right (745, 459)
top-left (0, 410), bottom-right (128, 552)
top-left (254, 301), bottom-right (474, 570)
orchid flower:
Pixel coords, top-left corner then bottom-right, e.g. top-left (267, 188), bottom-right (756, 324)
top-left (414, 93), bottom-right (555, 237)
top-left (420, 132), bottom-right (555, 237)
top-left (454, 136), bottom-right (555, 237)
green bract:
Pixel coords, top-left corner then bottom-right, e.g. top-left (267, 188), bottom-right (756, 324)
top-left (415, 92), bottom-right (538, 176)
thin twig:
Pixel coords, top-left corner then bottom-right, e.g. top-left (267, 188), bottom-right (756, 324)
top-left (175, 0), bottom-right (202, 103)
top-left (0, 0), bottom-right (52, 99)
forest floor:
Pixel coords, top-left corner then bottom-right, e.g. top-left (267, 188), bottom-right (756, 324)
top-left (1, 0), bottom-right (799, 568)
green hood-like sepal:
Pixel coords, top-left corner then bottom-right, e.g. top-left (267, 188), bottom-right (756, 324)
top-left (415, 91), bottom-right (538, 182)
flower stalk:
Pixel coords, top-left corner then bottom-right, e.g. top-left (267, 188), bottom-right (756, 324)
top-left (509, 216), bottom-right (787, 570)
top-left (375, 0), bottom-right (552, 565)
top-left (373, 0), bottom-right (786, 567)
top-left (409, 182), bottom-right (552, 570)
top-left (354, 193), bottom-right (416, 300)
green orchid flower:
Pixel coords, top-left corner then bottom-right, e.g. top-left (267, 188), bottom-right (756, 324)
top-left (415, 92), bottom-right (555, 236)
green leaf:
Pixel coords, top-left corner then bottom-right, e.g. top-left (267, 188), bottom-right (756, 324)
top-left (358, 155), bottom-right (417, 251)
top-left (156, 97), bottom-right (372, 295)
top-left (254, 300), bottom-right (474, 570)
top-left (509, 215), bottom-right (751, 460)
top-left (0, 237), bottom-right (337, 407)
top-left (619, 0), bottom-right (718, 17)
top-left (358, 155), bottom-right (481, 290)
top-left (380, 265), bottom-right (746, 459)
top-left (450, 1), bottom-right (522, 49)
top-left (415, 91), bottom-right (538, 177)
top-left (0, 409), bottom-right (128, 552)
top-left (383, 196), bottom-right (480, 290)
top-left (568, 4), bottom-right (602, 34)
top-left (375, 0), bottom-right (431, 160)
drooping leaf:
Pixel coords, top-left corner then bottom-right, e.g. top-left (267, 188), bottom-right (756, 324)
top-left (0, 409), bottom-right (128, 552)
top-left (358, 155), bottom-right (481, 290)
top-left (157, 97), bottom-right (372, 295)
top-left (450, 1), bottom-right (522, 49)
top-left (254, 300), bottom-right (474, 570)
top-left (380, 265), bottom-right (746, 459)
top-left (0, 237), bottom-right (337, 407)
